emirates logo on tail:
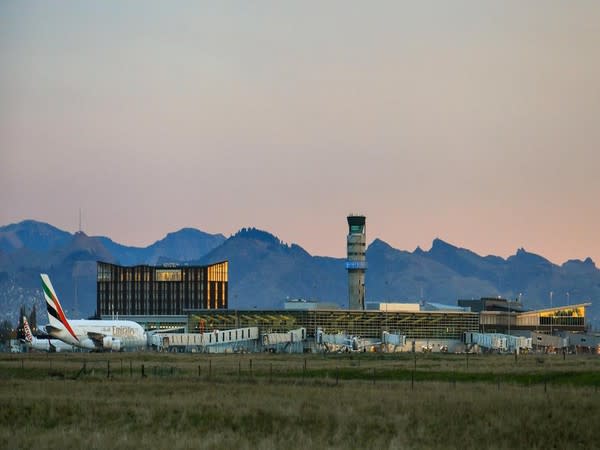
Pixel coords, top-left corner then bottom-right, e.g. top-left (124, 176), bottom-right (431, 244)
top-left (41, 274), bottom-right (79, 342)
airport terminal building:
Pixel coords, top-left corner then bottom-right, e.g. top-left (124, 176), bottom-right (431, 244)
top-left (97, 261), bottom-right (228, 316)
top-left (93, 213), bottom-right (595, 353)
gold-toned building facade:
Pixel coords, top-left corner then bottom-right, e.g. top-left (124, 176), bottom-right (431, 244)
top-left (97, 261), bottom-right (228, 316)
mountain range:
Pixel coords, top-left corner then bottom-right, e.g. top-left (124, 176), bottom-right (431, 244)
top-left (0, 220), bottom-right (598, 329)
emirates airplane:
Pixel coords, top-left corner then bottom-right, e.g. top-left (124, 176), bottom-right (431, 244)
top-left (21, 316), bottom-right (76, 352)
top-left (41, 274), bottom-right (147, 351)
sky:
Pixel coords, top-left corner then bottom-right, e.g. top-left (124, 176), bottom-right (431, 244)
top-left (1, 2), bottom-right (599, 264)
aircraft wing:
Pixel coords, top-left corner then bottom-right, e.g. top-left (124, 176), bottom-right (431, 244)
top-left (87, 331), bottom-right (107, 347)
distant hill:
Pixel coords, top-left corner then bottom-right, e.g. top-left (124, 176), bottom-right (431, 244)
top-left (365, 238), bottom-right (496, 302)
top-left (0, 221), bottom-right (225, 323)
top-left (196, 228), bottom-right (346, 309)
top-left (98, 228), bottom-right (226, 265)
top-left (0, 220), bottom-right (598, 329)
top-left (0, 220), bottom-right (71, 253)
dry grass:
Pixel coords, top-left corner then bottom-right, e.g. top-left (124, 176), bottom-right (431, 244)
top-left (1, 352), bottom-right (599, 449)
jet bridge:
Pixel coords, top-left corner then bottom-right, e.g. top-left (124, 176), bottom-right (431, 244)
top-left (261, 328), bottom-right (307, 353)
top-left (465, 332), bottom-right (532, 353)
top-left (152, 327), bottom-right (259, 353)
top-left (382, 331), bottom-right (407, 351)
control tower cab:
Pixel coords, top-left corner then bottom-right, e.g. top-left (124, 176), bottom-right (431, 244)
top-left (346, 215), bottom-right (367, 310)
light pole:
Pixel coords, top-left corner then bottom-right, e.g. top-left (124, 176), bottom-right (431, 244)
top-left (507, 298), bottom-right (511, 337)
top-left (550, 291), bottom-right (554, 335)
top-left (566, 292), bottom-right (570, 306)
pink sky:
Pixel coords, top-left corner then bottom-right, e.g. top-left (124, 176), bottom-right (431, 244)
top-left (1, 2), bottom-right (599, 264)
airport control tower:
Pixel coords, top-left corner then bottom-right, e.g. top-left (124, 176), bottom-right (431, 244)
top-left (346, 215), bottom-right (367, 310)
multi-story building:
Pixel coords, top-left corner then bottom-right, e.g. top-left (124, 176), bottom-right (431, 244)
top-left (97, 261), bottom-right (228, 316)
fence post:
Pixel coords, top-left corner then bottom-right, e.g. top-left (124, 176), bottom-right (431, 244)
top-left (270, 363), bottom-right (273, 384)
top-left (209, 360), bottom-right (212, 379)
top-left (107, 360), bottom-right (110, 378)
top-left (198, 365), bottom-right (201, 377)
top-left (336, 367), bottom-right (339, 386)
top-left (141, 364), bottom-right (145, 378)
top-left (544, 379), bottom-right (547, 394)
top-left (411, 370), bottom-right (414, 390)
top-left (129, 360), bottom-right (132, 377)
top-left (238, 360), bottom-right (241, 378)
top-left (120, 359), bottom-right (123, 376)
top-left (372, 368), bottom-right (376, 385)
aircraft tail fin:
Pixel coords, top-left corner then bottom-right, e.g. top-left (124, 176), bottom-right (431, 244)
top-left (40, 274), bottom-right (79, 342)
top-left (22, 316), bottom-right (33, 344)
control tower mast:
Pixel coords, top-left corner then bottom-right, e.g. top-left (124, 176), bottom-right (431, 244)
top-left (346, 215), bottom-right (366, 310)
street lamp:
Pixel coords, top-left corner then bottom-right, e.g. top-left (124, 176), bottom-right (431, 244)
top-left (550, 291), bottom-right (554, 335)
top-left (566, 292), bottom-right (570, 306)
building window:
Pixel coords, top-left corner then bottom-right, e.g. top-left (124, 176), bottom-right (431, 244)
top-left (155, 269), bottom-right (182, 282)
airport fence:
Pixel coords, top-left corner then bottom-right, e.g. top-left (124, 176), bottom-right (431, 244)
top-left (2, 352), bottom-right (600, 395)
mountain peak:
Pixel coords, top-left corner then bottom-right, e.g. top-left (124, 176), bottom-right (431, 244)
top-left (509, 247), bottom-right (553, 267)
top-left (430, 238), bottom-right (458, 252)
top-left (369, 238), bottom-right (393, 251)
top-left (0, 219), bottom-right (72, 254)
top-left (159, 227), bottom-right (225, 243)
top-left (562, 257), bottom-right (597, 270)
top-left (233, 228), bottom-right (283, 246)
top-left (144, 227), bottom-right (226, 264)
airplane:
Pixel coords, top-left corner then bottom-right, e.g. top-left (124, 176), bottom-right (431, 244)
top-left (41, 273), bottom-right (147, 351)
top-left (316, 328), bottom-right (381, 352)
top-left (21, 316), bottom-right (76, 352)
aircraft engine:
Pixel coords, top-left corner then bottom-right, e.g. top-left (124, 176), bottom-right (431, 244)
top-left (102, 336), bottom-right (112, 349)
top-left (111, 339), bottom-right (122, 352)
top-left (80, 338), bottom-right (97, 350)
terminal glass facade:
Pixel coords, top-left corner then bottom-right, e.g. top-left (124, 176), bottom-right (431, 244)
top-left (97, 261), bottom-right (228, 316)
top-left (187, 309), bottom-right (479, 340)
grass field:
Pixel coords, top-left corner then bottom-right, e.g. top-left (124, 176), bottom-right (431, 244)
top-left (1, 352), bottom-right (599, 449)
